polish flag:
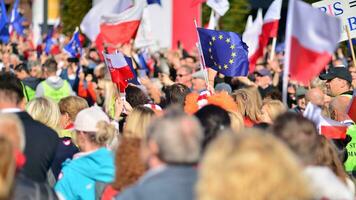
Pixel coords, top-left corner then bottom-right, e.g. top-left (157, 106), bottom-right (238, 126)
top-left (284, 0), bottom-right (341, 85)
top-left (304, 103), bottom-right (347, 139)
top-left (242, 9), bottom-right (263, 59)
top-left (103, 51), bottom-right (135, 92)
top-left (249, 0), bottom-right (282, 73)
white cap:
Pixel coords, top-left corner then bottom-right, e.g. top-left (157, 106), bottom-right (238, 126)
top-left (74, 106), bottom-right (110, 132)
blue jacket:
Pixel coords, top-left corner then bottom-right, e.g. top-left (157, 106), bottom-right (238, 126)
top-left (55, 147), bottom-right (114, 200)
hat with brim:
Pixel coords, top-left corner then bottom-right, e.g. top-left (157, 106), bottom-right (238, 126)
top-left (319, 67), bottom-right (352, 83)
top-left (192, 70), bottom-right (205, 80)
top-left (74, 106), bottom-right (110, 132)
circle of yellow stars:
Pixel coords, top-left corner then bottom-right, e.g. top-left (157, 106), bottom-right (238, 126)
top-left (208, 34), bottom-right (237, 70)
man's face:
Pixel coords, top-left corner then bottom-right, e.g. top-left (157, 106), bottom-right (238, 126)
top-left (349, 67), bottom-right (356, 87)
top-left (326, 77), bottom-right (346, 97)
top-left (192, 77), bottom-right (206, 92)
top-left (15, 70), bottom-right (27, 80)
top-left (255, 75), bottom-right (271, 87)
top-left (297, 97), bottom-right (306, 110)
top-left (176, 68), bottom-right (192, 87)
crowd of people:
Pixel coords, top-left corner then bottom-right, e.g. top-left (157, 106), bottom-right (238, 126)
top-left (0, 25), bottom-right (356, 200)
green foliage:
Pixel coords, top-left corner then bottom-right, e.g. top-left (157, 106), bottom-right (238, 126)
top-left (61, 0), bottom-right (92, 35)
top-left (202, 0), bottom-right (250, 34)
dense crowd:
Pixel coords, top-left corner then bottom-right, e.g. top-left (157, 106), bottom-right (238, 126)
top-left (0, 26), bottom-right (356, 200)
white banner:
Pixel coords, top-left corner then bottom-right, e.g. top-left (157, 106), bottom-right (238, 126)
top-left (312, 0), bottom-right (356, 41)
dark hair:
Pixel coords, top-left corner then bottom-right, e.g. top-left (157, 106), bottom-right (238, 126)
top-left (125, 85), bottom-right (150, 108)
top-left (270, 112), bottom-right (319, 165)
top-left (43, 59), bottom-right (58, 73)
top-left (0, 72), bottom-right (24, 104)
top-left (14, 63), bottom-right (29, 74)
top-left (195, 105), bottom-right (231, 152)
top-left (164, 83), bottom-right (190, 106)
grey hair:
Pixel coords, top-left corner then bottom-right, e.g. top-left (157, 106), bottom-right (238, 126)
top-left (0, 114), bottom-right (25, 151)
top-left (146, 107), bottom-right (203, 163)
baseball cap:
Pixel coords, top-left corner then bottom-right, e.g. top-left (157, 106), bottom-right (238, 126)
top-left (319, 67), bottom-right (352, 83)
top-left (296, 86), bottom-right (307, 97)
top-left (74, 106), bottom-right (110, 132)
top-left (255, 68), bottom-right (272, 77)
top-left (215, 83), bottom-right (232, 94)
top-left (192, 70), bottom-right (205, 80)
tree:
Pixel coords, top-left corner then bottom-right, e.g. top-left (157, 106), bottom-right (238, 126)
top-left (61, 0), bottom-right (91, 35)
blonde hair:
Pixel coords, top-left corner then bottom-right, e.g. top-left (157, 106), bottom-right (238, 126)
top-left (59, 96), bottom-right (89, 121)
top-left (86, 121), bottom-right (116, 146)
top-left (0, 114), bottom-right (25, 152)
top-left (228, 111), bottom-right (243, 133)
top-left (232, 88), bottom-right (262, 122)
top-left (197, 129), bottom-right (311, 200)
top-left (98, 79), bottom-right (119, 118)
top-left (26, 97), bottom-right (60, 131)
top-left (262, 100), bottom-right (286, 122)
top-left (0, 137), bottom-right (15, 200)
top-left (124, 106), bottom-right (155, 139)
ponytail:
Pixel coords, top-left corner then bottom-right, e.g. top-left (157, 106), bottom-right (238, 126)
top-left (95, 121), bottom-right (116, 146)
top-left (0, 138), bottom-right (15, 200)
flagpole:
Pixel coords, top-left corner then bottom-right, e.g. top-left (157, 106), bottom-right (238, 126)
top-left (346, 25), bottom-right (356, 68)
top-left (194, 19), bottom-right (211, 91)
top-left (269, 37), bottom-right (277, 61)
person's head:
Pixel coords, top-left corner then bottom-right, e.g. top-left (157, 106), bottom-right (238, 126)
top-left (232, 88), bottom-right (262, 122)
top-left (28, 60), bottom-right (43, 79)
top-left (0, 114), bottom-right (25, 152)
top-left (14, 63), bottom-right (30, 80)
top-left (329, 96), bottom-right (351, 122)
top-left (270, 112), bottom-right (319, 165)
top-left (112, 137), bottom-right (146, 191)
top-left (125, 85), bottom-right (150, 108)
top-left (176, 66), bottom-right (193, 88)
top-left (124, 106), bottom-right (155, 139)
top-left (255, 68), bottom-right (272, 88)
top-left (43, 59), bottom-right (58, 77)
top-left (320, 67), bottom-right (352, 97)
top-left (313, 136), bottom-right (348, 184)
top-left (260, 100), bottom-right (286, 124)
top-left (306, 87), bottom-right (325, 107)
top-left (142, 107), bottom-right (203, 167)
top-left (164, 83), bottom-right (190, 106)
top-left (0, 72), bottom-right (25, 109)
top-left (295, 87), bottom-right (307, 110)
top-left (197, 129), bottom-right (310, 200)
top-left (58, 96), bottom-right (89, 128)
top-left (191, 70), bottom-right (207, 92)
top-left (349, 66), bottom-right (356, 88)
top-left (195, 105), bottom-right (231, 152)
top-left (214, 83), bottom-right (232, 94)
top-left (74, 106), bottom-right (116, 151)
top-left (26, 97), bottom-right (61, 131)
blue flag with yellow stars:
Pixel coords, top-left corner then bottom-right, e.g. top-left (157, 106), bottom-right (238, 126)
top-left (197, 28), bottom-right (249, 77)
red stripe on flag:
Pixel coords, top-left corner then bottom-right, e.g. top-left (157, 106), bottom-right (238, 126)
top-left (320, 125), bottom-right (347, 139)
top-left (99, 20), bottom-right (141, 46)
top-left (109, 66), bottom-right (134, 92)
top-left (289, 36), bottom-right (331, 85)
top-left (348, 97), bottom-right (356, 122)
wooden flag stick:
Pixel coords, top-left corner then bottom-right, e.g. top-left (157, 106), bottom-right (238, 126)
top-left (194, 19), bottom-right (211, 91)
top-left (269, 37), bottom-right (277, 61)
top-left (346, 25), bottom-right (356, 68)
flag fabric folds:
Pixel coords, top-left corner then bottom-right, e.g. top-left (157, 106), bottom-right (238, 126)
top-left (249, 0), bottom-right (282, 73)
top-left (206, 0), bottom-right (229, 16)
top-left (9, 0), bottom-right (24, 36)
top-left (147, 0), bottom-right (161, 5)
top-left (0, 0), bottom-right (9, 43)
top-left (103, 51), bottom-right (136, 92)
top-left (64, 28), bottom-right (83, 58)
top-left (242, 9), bottom-right (263, 59)
top-left (44, 28), bottom-right (54, 55)
top-left (197, 28), bottom-right (249, 77)
top-left (284, 0), bottom-right (341, 85)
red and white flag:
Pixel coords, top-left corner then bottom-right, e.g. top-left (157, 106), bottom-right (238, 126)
top-left (206, 0), bottom-right (229, 16)
top-left (243, 9), bottom-right (263, 60)
top-left (347, 95), bottom-right (356, 123)
top-left (80, 0), bottom-right (133, 42)
top-left (284, 0), bottom-right (341, 85)
top-left (249, 0), bottom-right (282, 73)
top-left (103, 51), bottom-right (134, 92)
top-left (304, 103), bottom-right (347, 139)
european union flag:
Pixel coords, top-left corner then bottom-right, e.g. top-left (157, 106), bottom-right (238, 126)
top-left (10, 0), bottom-right (25, 36)
top-left (197, 28), bottom-right (249, 77)
top-left (0, 0), bottom-right (9, 43)
top-left (64, 29), bottom-right (82, 58)
top-left (44, 28), bottom-right (54, 55)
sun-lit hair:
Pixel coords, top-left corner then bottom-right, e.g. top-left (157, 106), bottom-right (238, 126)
top-left (232, 87), bottom-right (262, 122)
top-left (0, 114), bottom-right (25, 152)
top-left (0, 137), bottom-right (16, 200)
top-left (261, 99), bottom-right (287, 123)
top-left (58, 96), bottom-right (89, 121)
top-left (197, 129), bottom-right (311, 200)
top-left (228, 111), bottom-right (244, 133)
top-left (124, 106), bottom-right (155, 139)
top-left (98, 79), bottom-right (119, 119)
top-left (26, 97), bottom-right (61, 131)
